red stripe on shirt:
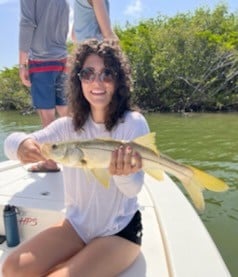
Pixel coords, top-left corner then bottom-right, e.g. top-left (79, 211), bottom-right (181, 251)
top-left (29, 65), bottom-right (67, 74)
top-left (29, 58), bottom-right (67, 64)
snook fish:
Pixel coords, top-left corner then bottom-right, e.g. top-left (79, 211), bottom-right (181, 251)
top-left (41, 132), bottom-right (229, 211)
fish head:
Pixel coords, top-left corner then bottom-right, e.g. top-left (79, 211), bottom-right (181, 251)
top-left (41, 142), bottom-right (67, 161)
top-left (41, 142), bottom-right (85, 166)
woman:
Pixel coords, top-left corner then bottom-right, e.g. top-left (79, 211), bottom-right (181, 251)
top-left (3, 39), bottom-right (150, 276)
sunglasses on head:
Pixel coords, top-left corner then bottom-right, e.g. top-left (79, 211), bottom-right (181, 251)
top-left (78, 67), bottom-right (116, 83)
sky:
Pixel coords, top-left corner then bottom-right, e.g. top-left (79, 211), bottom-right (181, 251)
top-left (0, 0), bottom-right (237, 69)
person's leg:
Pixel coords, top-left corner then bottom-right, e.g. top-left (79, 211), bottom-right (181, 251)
top-left (56, 105), bottom-right (68, 117)
top-left (30, 61), bottom-right (68, 126)
top-left (37, 70), bottom-right (68, 139)
top-left (47, 211), bottom-right (142, 276)
top-left (30, 70), bottom-right (57, 126)
top-left (47, 236), bottom-right (140, 277)
top-left (29, 68), bottom-right (61, 171)
top-left (37, 108), bottom-right (56, 127)
top-left (2, 219), bottom-right (85, 277)
top-left (55, 71), bottom-right (68, 118)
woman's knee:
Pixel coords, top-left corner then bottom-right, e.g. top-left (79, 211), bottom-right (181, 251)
top-left (2, 253), bottom-right (21, 277)
top-left (2, 251), bottom-right (39, 277)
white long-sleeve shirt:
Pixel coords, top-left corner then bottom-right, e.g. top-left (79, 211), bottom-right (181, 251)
top-left (4, 111), bottom-right (150, 243)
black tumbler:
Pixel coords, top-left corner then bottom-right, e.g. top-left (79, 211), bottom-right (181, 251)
top-left (3, 205), bottom-right (20, 247)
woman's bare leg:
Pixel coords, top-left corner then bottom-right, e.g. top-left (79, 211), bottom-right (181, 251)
top-left (2, 219), bottom-right (85, 277)
top-left (47, 236), bottom-right (140, 277)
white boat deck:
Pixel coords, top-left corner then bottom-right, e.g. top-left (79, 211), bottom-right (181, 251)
top-left (0, 160), bottom-right (231, 276)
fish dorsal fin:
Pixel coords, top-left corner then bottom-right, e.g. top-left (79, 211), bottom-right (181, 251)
top-left (133, 132), bottom-right (159, 154)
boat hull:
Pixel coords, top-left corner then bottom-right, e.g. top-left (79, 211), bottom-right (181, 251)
top-left (0, 160), bottom-right (230, 276)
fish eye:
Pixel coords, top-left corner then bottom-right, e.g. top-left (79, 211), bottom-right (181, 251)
top-left (52, 144), bottom-right (58, 150)
top-left (81, 159), bottom-right (87, 165)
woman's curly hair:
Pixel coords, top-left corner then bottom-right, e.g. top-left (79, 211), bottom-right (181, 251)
top-left (67, 39), bottom-right (133, 131)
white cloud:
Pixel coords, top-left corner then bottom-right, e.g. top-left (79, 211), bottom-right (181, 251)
top-left (124, 0), bottom-right (142, 16)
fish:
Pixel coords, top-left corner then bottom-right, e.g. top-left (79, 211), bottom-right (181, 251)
top-left (41, 132), bottom-right (229, 211)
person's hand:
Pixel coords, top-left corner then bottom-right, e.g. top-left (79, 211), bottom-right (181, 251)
top-left (109, 145), bottom-right (142, 176)
top-left (17, 138), bottom-right (46, 164)
top-left (19, 66), bottom-right (31, 87)
top-left (105, 32), bottom-right (119, 41)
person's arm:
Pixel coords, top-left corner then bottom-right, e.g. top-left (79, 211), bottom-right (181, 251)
top-left (4, 117), bottom-right (69, 162)
top-left (71, 23), bottom-right (77, 43)
top-left (19, 0), bottom-right (37, 87)
top-left (109, 112), bottom-right (150, 197)
top-left (19, 50), bottom-right (31, 87)
top-left (4, 132), bottom-right (32, 161)
top-left (91, 0), bottom-right (118, 40)
top-left (109, 146), bottom-right (144, 197)
top-left (4, 133), bottom-right (48, 166)
top-left (17, 138), bottom-right (46, 164)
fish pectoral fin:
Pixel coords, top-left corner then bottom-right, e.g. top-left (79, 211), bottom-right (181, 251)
top-left (91, 168), bottom-right (110, 188)
top-left (144, 168), bottom-right (164, 180)
top-left (65, 148), bottom-right (83, 166)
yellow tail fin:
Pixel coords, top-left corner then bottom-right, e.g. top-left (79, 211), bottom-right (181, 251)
top-left (188, 166), bottom-right (229, 192)
top-left (181, 178), bottom-right (205, 211)
top-left (182, 166), bottom-right (229, 211)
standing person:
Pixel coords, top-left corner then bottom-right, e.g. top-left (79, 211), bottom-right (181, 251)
top-left (19, 0), bottom-right (69, 127)
top-left (19, 0), bottom-right (70, 172)
top-left (72, 0), bottom-right (118, 42)
top-left (3, 39), bottom-right (149, 276)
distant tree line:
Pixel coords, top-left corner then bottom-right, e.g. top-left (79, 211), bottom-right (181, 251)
top-left (116, 4), bottom-right (238, 112)
top-left (0, 5), bottom-right (237, 113)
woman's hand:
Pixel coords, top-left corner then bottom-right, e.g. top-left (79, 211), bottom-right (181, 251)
top-left (17, 138), bottom-right (46, 164)
top-left (109, 145), bottom-right (142, 176)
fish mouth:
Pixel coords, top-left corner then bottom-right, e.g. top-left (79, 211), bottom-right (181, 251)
top-left (41, 144), bottom-right (52, 159)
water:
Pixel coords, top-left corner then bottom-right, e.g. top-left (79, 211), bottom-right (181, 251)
top-left (0, 111), bottom-right (41, 161)
top-left (147, 112), bottom-right (238, 276)
top-left (0, 111), bottom-right (238, 275)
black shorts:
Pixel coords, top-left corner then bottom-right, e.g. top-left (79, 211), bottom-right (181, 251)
top-left (114, 211), bottom-right (142, 245)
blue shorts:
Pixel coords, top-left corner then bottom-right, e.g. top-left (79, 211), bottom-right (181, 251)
top-left (29, 60), bottom-right (68, 109)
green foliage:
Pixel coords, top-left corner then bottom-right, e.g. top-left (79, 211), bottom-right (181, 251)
top-left (0, 41), bottom-right (75, 113)
top-left (116, 4), bottom-right (238, 112)
top-left (1, 5), bottom-right (238, 112)
top-left (67, 41), bottom-right (75, 54)
top-left (0, 67), bottom-right (31, 112)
